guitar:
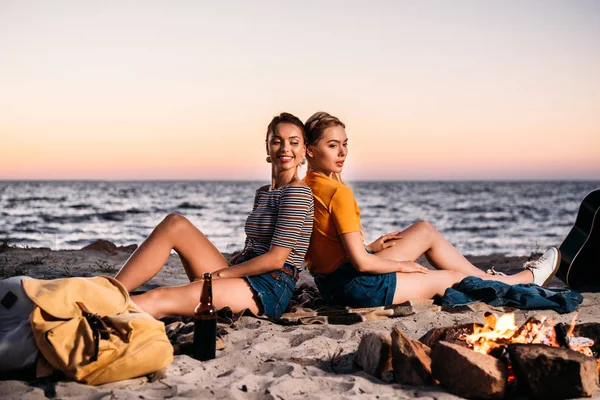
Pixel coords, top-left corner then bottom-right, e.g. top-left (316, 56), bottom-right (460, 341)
top-left (556, 189), bottom-right (600, 291)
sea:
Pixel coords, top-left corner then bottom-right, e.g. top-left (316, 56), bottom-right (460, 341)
top-left (0, 181), bottom-right (598, 256)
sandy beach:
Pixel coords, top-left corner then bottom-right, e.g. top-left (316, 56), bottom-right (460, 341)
top-left (1, 242), bottom-right (598, 399)
top-left (2, 0), bottom-right (598, 396)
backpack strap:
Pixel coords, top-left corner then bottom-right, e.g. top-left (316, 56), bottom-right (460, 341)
top-left (76, 302), bottom-right (128, 362)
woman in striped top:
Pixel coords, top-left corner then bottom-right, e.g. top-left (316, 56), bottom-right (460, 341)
top-left (114, 113), bottom-right (314, 319)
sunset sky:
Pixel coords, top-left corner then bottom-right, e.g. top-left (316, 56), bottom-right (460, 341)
top-left (1, 0), bottom-right (599, 180)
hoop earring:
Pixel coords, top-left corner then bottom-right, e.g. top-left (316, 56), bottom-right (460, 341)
top-left (301, 156), bottom-right (307, 165)
top-left (266, 156), bottom-right (272, 163)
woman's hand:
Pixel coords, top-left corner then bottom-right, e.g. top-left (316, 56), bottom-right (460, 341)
top-left (397, 261), bottom-right (429, 274)
top-left (365, 231), bottom-right (403, 253)
top-left (211, 268), bottom-right (228, 279)
top-left (209, 246), bottom-right (291, 280)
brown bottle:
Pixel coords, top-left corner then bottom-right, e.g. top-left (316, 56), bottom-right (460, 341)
top-left (193, 272), bottom-right (217, 361)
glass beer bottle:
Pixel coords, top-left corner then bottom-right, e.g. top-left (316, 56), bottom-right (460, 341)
top-left (193, 272), bottom-right (217, 361)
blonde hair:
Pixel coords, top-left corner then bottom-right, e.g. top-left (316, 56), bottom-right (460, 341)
top-left (304, 112), bottom-right (346, 183)
top-left (305, 112), bottom-right (366, 239)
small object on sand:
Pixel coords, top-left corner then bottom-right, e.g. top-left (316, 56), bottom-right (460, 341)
top-left (194, 273), bottom-right (217, 361)
top-left (165, 321), bottom-right (186, 339)
top-left (486, 266), bottom-right (507, 276)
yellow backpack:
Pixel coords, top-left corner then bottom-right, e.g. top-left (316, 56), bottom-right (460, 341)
top-left (22, 276), bottom-right (174, 385)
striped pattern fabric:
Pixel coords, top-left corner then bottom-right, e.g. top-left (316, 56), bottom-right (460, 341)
top-left (243, 185), bottom-right (314, 270)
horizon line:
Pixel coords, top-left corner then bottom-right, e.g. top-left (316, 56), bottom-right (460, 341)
top-left (1, 178), bottom-right (599, 183)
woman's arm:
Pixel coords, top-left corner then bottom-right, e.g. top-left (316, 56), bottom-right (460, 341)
top-left (213, 245), bottom-right (292, 279)
top-left (214, 184), bottom-right (313, 279)
top-left (341, 231), bottom-right (428, 274)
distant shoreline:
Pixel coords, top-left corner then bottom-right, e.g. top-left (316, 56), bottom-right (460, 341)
top-left (1, 179), bottom-right (600, 183)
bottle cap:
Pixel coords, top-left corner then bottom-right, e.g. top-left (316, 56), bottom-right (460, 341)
top-left (203, 272), bottom-right (212, 278)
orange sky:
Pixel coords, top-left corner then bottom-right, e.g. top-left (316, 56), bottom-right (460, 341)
top-left (1, 1), bottom-right (599, 180)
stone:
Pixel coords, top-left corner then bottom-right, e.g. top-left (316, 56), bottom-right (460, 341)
top-left (354, 332), bottom-right (393, 378)
top-left (81, 240), bottom-right (138, 254)
top-left (571, 323), bottom-right (600, 355)
top-left (419, 323), bottom-right (481, 351)
top-left (118, 244), bottom-right (138, 253)
top-left (431, 341), bottom-right (507, 399)
top-left (81, 239), bottom-right (118, 254)
top-left (391, 325), bottom-right (434, 386)
top-left (508, 344), bottom-right (599, 399)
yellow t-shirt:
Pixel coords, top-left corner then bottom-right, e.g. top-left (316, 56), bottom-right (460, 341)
top-left (303, 172), bottom-right (361, 274)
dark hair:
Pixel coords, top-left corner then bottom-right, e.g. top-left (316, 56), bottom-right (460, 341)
top-left (304, 111), bottom-right (345, 146)
top-left (266, 112), bottom-right (306, 144)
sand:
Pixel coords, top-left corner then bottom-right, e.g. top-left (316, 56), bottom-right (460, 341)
top-left (1, 243), bottom-right (598, 399)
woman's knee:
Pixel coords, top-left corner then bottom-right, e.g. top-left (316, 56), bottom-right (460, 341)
top-left (160, 213), bottom-right (192, 234)
top-left (414, 220), bottom-right (439, 238)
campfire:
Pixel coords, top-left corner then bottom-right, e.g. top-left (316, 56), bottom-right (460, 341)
top-left (355, 312), bottom-right (600, 399)
top-left (463, 312), bottom-right (597, 367)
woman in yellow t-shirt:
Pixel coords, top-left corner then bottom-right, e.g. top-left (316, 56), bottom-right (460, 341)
top-left (303, 112), bottom-right (560, 307)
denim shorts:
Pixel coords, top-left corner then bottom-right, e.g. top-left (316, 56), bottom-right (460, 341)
top-left (233, 253), bottom-right (298, 319)
top-left (313, 259), bottom-right (397, 308)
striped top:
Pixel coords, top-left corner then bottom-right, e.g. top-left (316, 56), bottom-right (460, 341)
top-left (243, 185), bottom-right (314, 270)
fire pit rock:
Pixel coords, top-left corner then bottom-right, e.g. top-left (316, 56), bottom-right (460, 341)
top-left (391, 325), bottom-right (434, 386)
top-left (354, 332), bottom-right (393, 378)
top-left (431, 340), bottom-right (508, 399)
top-left (419, 323), bottom-right (482, 351)
top-left (507, 344), bottom-right (599, 399)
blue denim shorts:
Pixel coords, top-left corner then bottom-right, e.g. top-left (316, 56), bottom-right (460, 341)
top-left (233, 253), bottom-right (298, 318)
top-left (313, 259), bottom-right (397, 308)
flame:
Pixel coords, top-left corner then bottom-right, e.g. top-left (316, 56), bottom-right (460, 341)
top-left (466, 313), bottom-right (518, 354)
top-left (566, 313), bottom-right (577, 337)
top-left (464, 313), bottom-right (557, 354)
top-left (464, 312), bottom-right (594, 359)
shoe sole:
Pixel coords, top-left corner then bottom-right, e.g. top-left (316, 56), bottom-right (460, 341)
top-left (542, 248), bottom-right (561, 287)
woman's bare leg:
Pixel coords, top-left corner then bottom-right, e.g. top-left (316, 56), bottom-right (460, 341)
top-left (375, 220), bottom-right (489, 277)
top-left (378, 220), bottom-right (535, 304)
top-left (393, 270), bottom-right (466, 303)
top-left (393, 269), bottom-right (533, 304)
top-left (114, 213), bottom-right (229, 292)
top-left (130, 277), bottom-right (259, 319)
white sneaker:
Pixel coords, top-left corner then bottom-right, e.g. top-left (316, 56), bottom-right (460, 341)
top-left (523, 247), bottom-right (561, 287)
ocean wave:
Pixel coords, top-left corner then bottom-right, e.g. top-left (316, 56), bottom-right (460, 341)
top-left (69, 203), bottom-right (92, 209)
top-left (8, 196), bottom-right (68, 203)
top-left (176, 202), bottom-right (207, 210)
top-left (41, 214), bottom-right (94, 224)
top-left (448, 205), bottom-right (506, 213)
top-left (96, 209), bottom-right (147, 221)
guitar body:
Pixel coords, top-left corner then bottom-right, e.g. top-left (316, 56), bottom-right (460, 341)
top-left (557, 189), bottom-right (600, 290)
